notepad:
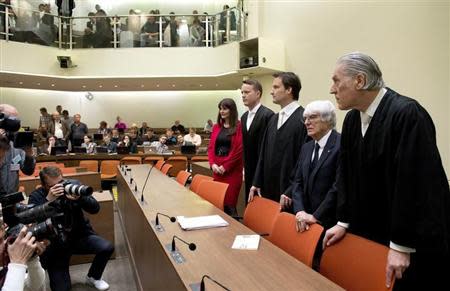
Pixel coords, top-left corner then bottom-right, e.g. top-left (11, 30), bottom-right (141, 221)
top-left (177, 215), bottom-right (229, 230)
top-left (231, 235), bottom-right (261, 250)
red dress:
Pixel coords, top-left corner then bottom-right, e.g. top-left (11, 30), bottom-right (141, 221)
top-left (208, 122), bottom-right (243, 207)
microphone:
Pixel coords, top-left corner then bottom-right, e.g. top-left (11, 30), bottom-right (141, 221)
top-left (140, 164), bottom-right (154, 202)
top-left (171, 235), bottom-right (196, 252)
top-left (200, 275), bottom-right (231, 291)
top-left (134, 183), bottom-right (138, 192)
top-left (155, 212), bottom-right (176, 226)
top-left (130, 177), bottom-right (133, 184)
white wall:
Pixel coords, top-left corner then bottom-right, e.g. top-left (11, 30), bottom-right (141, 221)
top-left (255, 0), bottom-right (450, 176)
top-left (0, 87), bottom-right (245, 129)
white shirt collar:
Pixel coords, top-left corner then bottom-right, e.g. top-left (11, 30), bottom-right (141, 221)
top-left (316, 129), bottom-right (332, 148)
top-left (361, 87), bottom-right (387, 119)
top-left (248, 102), bottom-right (262, 115)
top-left (279, 101), bottom-right (300, 117)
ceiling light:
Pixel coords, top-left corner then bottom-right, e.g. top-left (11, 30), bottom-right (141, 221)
top-left (36, 83), bottom-right (41, 86)
top-left (141, 84), bottom-right (145, 88)
top-left (215, 84), bottom-right (219, 87)
top-left (82, 85), bottom-right (86, 88)
top-left (19, 82), bottom-right (23, 85)
top-left (114, 85), bottom-right (118, 88)
top-left (199, 84), bottom-right (203, 87)
top-left (172, 84), bottom-right (176, 87)
top-left (156, 84), bottom-right (160, 87)
top-left (51, 84), bottom-right (55, 87)
top-left (99, 85), bottom-right (103, 88)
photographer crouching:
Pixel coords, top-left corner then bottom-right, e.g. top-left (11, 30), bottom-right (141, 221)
top-left (28, 166), bottom-right (114, 291)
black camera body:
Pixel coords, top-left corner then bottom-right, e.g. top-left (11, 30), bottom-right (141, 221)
top-left (0, 113), bottom-right (21, 133)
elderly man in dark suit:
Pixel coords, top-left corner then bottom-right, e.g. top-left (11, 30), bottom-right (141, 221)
top-left (281, 100), bottom-right (340, 232)
top-left (240, 79), bottom-right (274, 202)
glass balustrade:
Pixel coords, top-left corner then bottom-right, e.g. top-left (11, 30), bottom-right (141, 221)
top-left (0, 3), bottom-right (245, 49)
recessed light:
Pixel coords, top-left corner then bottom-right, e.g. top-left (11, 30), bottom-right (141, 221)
top-left (99, 85), bottom-right (103, 88)
top-left (114, 85), bottom-right (118, 88)
top-left (19, 82), bottom-right (23, 85)
top-left (172, 84), bottom-right (176, 87)
top-left (36, 83), bottom-right (41, 86)
top-left (82, 85), bottom-right (86, 88)
top-left (156, 84), bottom-right (160, 87)
top-left (215, 84), bottom-right (219, 87)
top-left (141, 84), bottom-right (145, 88)
top-left (199, 84), bottom-right (203, 87)
top-left (51, 84), bottom-right (55, 87)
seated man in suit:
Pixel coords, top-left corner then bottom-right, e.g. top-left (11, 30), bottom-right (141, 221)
top-left (280, 100), bottom-right (340, 232)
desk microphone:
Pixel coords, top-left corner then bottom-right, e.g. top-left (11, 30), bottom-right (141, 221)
top-left (134, 183), bottom-right (138, 192)
top-left (155, 212), bottom-right (176, 226)
top-left (200, 275), bottom-right (231, 291)
top-left (171, 235), bottom-right (196, 252)
top-left (140, 164), bottom-right (154, 202)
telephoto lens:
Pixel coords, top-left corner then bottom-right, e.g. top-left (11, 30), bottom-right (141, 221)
top-left (28, 218), bottom-right (58, 241)
top-left (62, 181), bottom-right (93, 197)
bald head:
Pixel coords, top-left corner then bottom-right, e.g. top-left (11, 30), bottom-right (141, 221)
top-left (0, 104), bottom-right (19, 117)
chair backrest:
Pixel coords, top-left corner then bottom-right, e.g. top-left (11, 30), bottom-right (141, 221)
top-left (190, 174), bottom-right (214, 194)
top-left (196, 180), bottom-right (228, 211)
top-left (191, 156), bottom-right (209, 162)
top-left (120, 156), bottom-right (142, 165)
top-left (176, 170), bottom-right (191, 186)
top-left (79, 160), bottom-right (99, 172)
top-left (154, 159), bottom-right (165, 170)
top-left (243, 196), bottom-right (280, 235)
top-left (320, 233), bottom-right (394, 291)
top-left (267, 212), bottom-right (323, 267)
top-left (161, 164), bottom-right (173, 175)
top-left (166, 156), bottom-right (188, 177)
top-left (143, 156), bottom-right (164, 165)
top-left (100, 160), bottom-right (121, 176)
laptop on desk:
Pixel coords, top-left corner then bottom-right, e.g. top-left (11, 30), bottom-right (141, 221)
top-left (181, 144), bottom-right (196, 154)
top-left (51, 146), bottom-right (68, 155)
top-left (96, 146), bottom-right (108, 153)
top-left (117, 146), bottom-right (130, 155)
top-left (73, 146), bottom-right (87, 154)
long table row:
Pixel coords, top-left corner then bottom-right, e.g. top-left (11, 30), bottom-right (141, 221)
top-left (117, 164), bottom-right (342, 291)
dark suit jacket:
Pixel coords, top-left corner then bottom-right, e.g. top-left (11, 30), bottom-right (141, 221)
top-left (47, 120), bottom-right (69, 139)
top-left (55, 0), bottom-right (75, 11)
top-left (241, 105), bottom-right (274, 198)
top-left (285, 130), bottom-right (340, 229)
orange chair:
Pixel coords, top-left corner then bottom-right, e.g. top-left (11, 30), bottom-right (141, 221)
top-left (79, 160), bottom-right (99, 172)
top-left (267, 212), bottom-right (323, 267)
top-left (143, 156), bottom-right (164, 165)
top-left (154, 159), bottom-right (165, 170)
top-left (320, 233), bottom-right (394, 291)
top-left (176, 171), bottom-right (191, 186)
top-left (189, 174), bottom-right (213, 194)
top-left (100, 160), bottom-right (121, 179)
top-left (191, 156), bottom-right (209, 162)
top-left (196, 180), bottom-right (228, 211)
top-left (243, 196), bottom-right (280, 235)
top-left (166, 156), bottom-right (187, 177)
top-left (120, 156), bottom-right (142, 165)
top-left (160, 164), bottom-right (173, 175)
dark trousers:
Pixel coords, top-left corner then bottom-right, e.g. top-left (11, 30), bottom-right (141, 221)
top-left (43, 234), bottom-right (114, 291)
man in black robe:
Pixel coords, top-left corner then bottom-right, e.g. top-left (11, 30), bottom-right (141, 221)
top-left (249, 72), bottom-right (308, 203)
top-left (323, 52), bottom-right (450, 291)
top-left (240, 79), bottom-right (274, 203)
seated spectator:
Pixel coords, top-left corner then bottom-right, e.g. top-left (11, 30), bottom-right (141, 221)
top-left (82, 12), bottom-right (96, 48)
top-left (37, 126), bottom-right (49, 143)
top-left (140, 11), bottom-right (159, 47)
top-left (29, 166), bottom-right (114, 291)
top-left (139, 122), bottom-right (150, 136)
top-left (204, 119), bottom-right (213, 134)
top-left (150, 134), bottom-right (169, 154)
top-left (183, 128), bottom-right (202, 146)
top-left (165, 129), bottom-right (177, 145)
top-left (102, 134), bottom-right (117, 153)
top-left (129, 130), bottom-right (142, 145)
top-left (190, 18), bottom-right (205, 47)
top-left (280, 100), bottom-right (340, 232)
top-left (97, 121), bottom-right (110, 135)
top-left (171, 120), bottom-right (185, 134)
top-left (38, 135), bottom-right (64, 155)
top-left (141, 128), bottom-right (159, 143)
top-left (118, 135), bottom-right (137, 154)
top-left (111, 128), bottom-right (121, 143)
top-left (176, 134), bottom-right (184, 146)
top-left (81, 135), bottom-right (97, 154)
top-left (114, 116), bottom-right (127, 131)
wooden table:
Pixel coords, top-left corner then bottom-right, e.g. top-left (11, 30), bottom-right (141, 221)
top-left (19, 172), bottom-right (102, 195)
top-left (117, 165), bottom-right (342, 291)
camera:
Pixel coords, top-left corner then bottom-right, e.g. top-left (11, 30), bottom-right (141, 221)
top-left (0, 113), bottom-right (21, 133)
top-left (61, 180), bottom-right (93, 197)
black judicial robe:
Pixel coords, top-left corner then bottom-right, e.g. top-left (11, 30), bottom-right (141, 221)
top-left (241, 105), bottom-right (274, 200)
top-left (253, 106), bottom-right (308, 202)
top-left (338, 88), bottom-right (450, 254)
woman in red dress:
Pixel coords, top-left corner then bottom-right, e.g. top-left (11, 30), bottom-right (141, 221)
top-left (208, 98), bottom-right (243, 215)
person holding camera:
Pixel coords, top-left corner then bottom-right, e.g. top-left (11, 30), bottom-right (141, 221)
top-left (0, 104), bottom-right (36, 196)
top-left (28, 166), bottom-right (114, 291)
top-left (0, 225), bottom-right (47, 291)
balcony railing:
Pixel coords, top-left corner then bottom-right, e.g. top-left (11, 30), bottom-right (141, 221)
top-left (0, 4), bottom-right (246, 49)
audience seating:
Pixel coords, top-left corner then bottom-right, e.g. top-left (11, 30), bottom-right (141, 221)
top-left (267, 212), bottom-right (323, 267)
top-left (243, 196), bottom-right (280, 236)
top-left (154, 160), bottom-right (165, 170)
top-left (79, 160), bottom-right (99, 172)
top-left (191, 156), bottom-right (209, 162)
top-left (100, 160), bottom-right (121, 179)
top-left (175, 170), bottom-right (191, 186)
top-left (143, 156), bottom-right (164, 165)
top-left (189, 174), bottom-right (214, 194)
top-left (120, 156), bottom-right (142, 165)
top-left (320, 233), bottom-right (394, 291)
top-left (160, 164), bottom-right (173, 175)
top-left (196, 180), bottom-right (228, 211)
top-left (166, 156), bottom-right (188, 177)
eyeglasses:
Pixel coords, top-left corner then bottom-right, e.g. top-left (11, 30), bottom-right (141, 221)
top-left (303, 114), bottom-right (320, 122)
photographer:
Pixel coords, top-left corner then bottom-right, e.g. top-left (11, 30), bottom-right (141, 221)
top-left (0, 225), bottom-right (47, 291)
top-left (0, 104), bottom-right (36, 196)
top-left (28, 166), bottom-right (114, 291)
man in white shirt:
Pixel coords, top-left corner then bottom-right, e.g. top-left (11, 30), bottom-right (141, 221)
top-left (47, 112), bottom-right (68, 145)
top-left (183, 128), bottom-right (202, 146)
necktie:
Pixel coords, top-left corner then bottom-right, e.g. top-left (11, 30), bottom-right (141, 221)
top-left (310, 143), bottom-right (320, 171)
top-left (277, 111), bottom-right (286, 129)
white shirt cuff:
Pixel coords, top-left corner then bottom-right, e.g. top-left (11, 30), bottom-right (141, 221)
top-left (389, 241), bottom-right (416, 253)
top-left (337, 221), bottom-right (349, 229)
top-left (2, 263), bottom-right (27, 291)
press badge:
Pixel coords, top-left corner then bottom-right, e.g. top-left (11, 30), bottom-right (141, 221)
top-left (12, 155), bottom-right (22, 164)
top-left (10, 163), bottom-right (20, 171)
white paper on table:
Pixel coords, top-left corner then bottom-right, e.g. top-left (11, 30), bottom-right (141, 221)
top-left (231, 235), bottom-right (261, 250)
top-left (177, 215), bottom-right (229, 230)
